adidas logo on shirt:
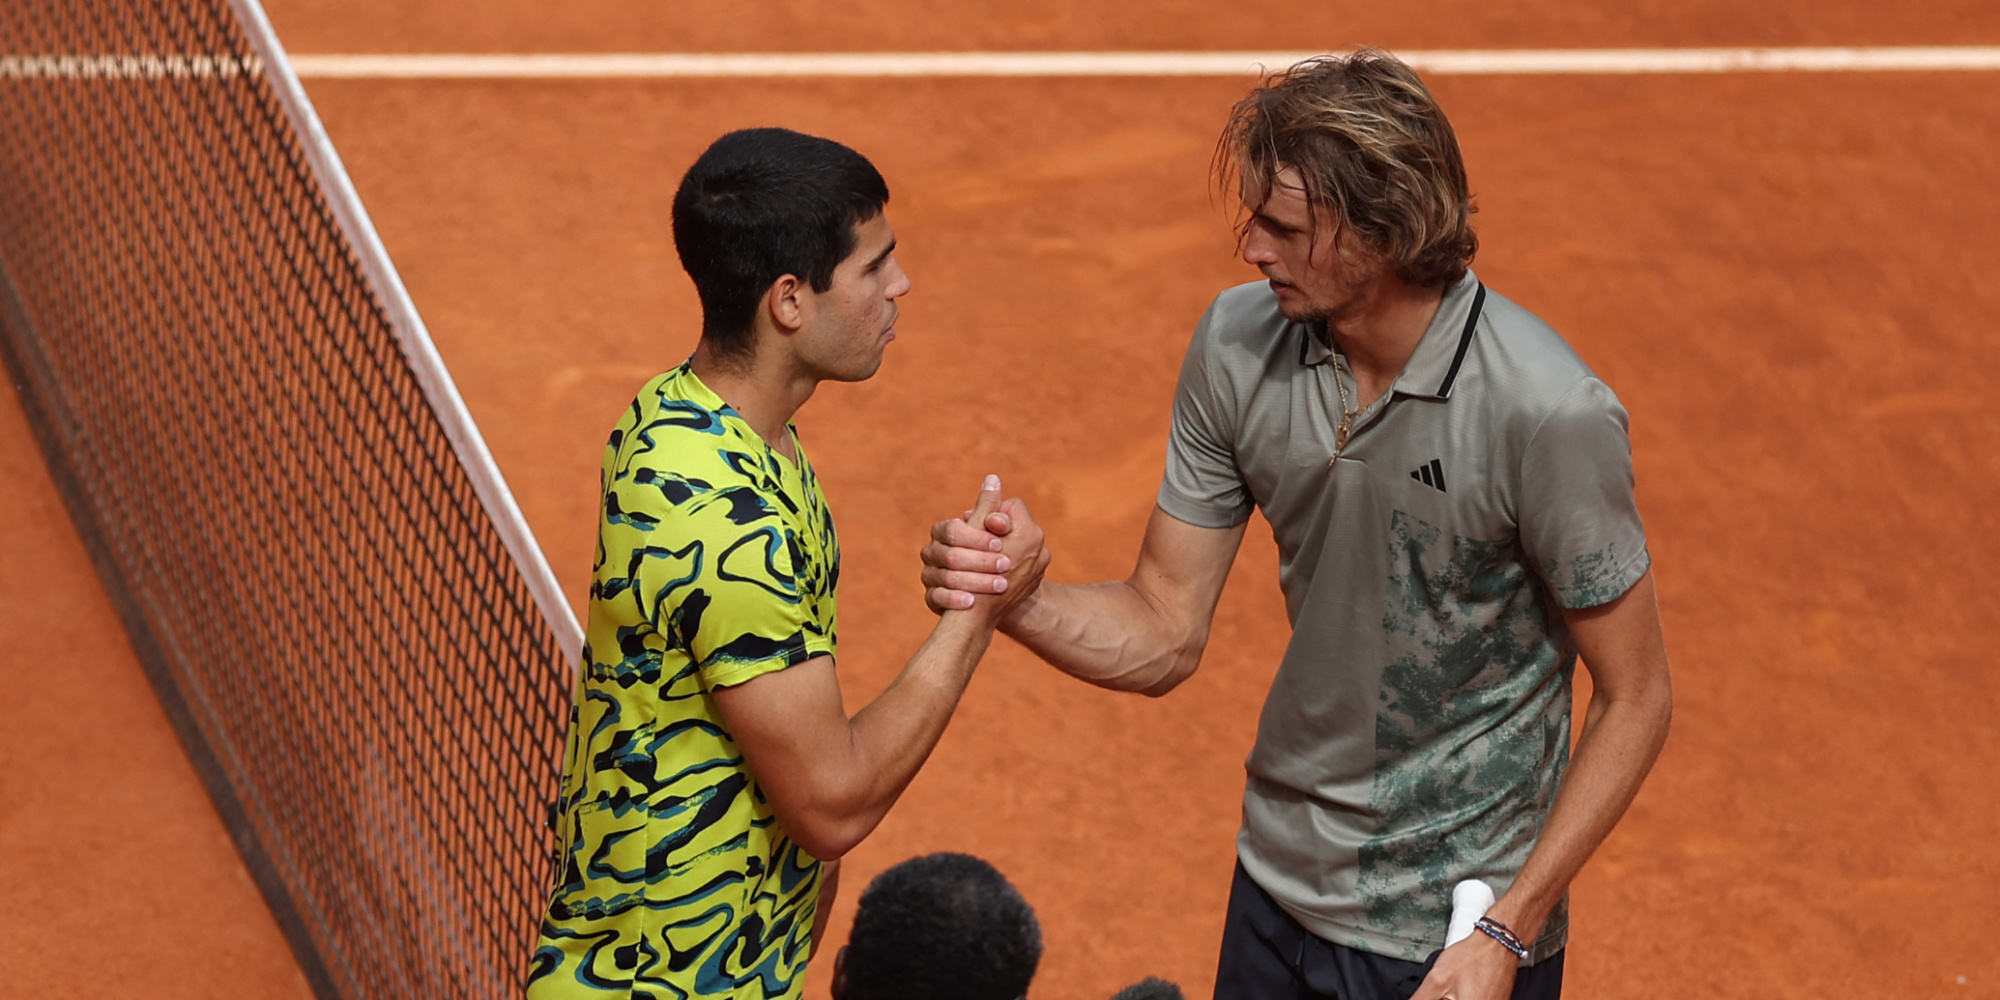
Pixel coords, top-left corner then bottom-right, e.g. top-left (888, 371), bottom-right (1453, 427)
top-left (1410, 459), bottom-right (1447, 493)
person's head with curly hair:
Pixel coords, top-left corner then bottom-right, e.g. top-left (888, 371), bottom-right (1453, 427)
top-left (832, 853), bottom-right (1042, 1000)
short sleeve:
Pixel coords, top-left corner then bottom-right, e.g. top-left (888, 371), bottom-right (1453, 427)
top-left (1519, 377), bottom-right (1651, 609)
top-left (608, 468), bottom-right (828, 689)
top-left (1158, 301), bottom-right (1254, 528)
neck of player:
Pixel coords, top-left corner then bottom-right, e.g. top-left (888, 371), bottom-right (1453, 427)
top-left (690, 336), bottom-right (817, 464)
top-left (1326, 273), bottom-right (1445, 409)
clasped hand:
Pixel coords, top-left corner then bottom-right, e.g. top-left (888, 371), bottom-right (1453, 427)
top-left (920, 475), bottom-right (1050, 626)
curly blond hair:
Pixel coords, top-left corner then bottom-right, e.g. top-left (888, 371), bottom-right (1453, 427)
top-left (1217, 49), bottom-right (1477, 288)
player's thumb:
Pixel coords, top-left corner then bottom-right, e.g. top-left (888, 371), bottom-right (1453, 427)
top-left (969, 474), bottom-right (1002, 523)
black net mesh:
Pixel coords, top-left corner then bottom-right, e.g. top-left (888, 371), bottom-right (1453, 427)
top-left (0, 4), bottom-right (571, 998)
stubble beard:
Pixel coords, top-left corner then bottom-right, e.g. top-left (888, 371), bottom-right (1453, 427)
top-left (1279, 265), bottom-right (1381, 325)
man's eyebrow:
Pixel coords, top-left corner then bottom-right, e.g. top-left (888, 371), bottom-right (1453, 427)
top-left (1251, 210), bottom-right (1296, 233)
top-left (866, 239), bottom-right (897, 270)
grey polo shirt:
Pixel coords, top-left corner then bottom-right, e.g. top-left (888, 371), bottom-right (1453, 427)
top-left (1160, 270), bottom-right (1648, 964)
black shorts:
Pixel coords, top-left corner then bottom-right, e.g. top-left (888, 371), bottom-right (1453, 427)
top-left (1214, 863), bottom-right (1565, 1000)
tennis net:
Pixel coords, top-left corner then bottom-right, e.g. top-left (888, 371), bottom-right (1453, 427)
top-left (0, 1), bottom-right (581, 998)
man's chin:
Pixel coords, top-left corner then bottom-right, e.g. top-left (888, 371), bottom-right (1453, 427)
top-left (1269, 284), bottom-right (1321, 323)
top-left (824, 353), bottom-right (887, 384)
top-left (1275, 300), bottom-right (1329, 324)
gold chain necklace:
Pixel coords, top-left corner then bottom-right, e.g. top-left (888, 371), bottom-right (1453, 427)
top-left (1329, 354), bottom-right (1359, 466)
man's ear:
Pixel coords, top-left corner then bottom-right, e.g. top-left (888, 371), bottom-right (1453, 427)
top-left (765, 273), bottom-right (808, 335)
top-left (830, 945), bottom-right (849, 1000)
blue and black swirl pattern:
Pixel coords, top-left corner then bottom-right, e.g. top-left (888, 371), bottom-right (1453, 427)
top-left (528, 363), bottom-right (839, 999)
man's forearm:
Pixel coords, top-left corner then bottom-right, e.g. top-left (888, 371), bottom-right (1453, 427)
top-left (924, 505), bottom-right (1243, 695)
top-left (1486, 682), bottom-right (1673, 939)
top-left (1001, 579), bottom-right (1199, 695)
top-left (814, 612), bottom-right (995, 852)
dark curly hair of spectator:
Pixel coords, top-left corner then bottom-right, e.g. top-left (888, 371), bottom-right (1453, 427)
top-left (834, 853), bottom-right (1041, 1000)
top-left (1110, 977), bottom-right (1186, 1000)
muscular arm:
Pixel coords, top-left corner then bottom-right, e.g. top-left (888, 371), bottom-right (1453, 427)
top-left (1414, 570), bottom-right (1673, 1000)
top-left (925, 504), bottom-right (1245, 696)
top-left (710, 617), bottom-right (990, 861)
top-left (1488, 569), bottom-right (1674, 937)
top-left (711, 481), bottom-right (1045, 862)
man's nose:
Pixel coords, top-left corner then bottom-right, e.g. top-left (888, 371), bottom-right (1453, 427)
top-left (1240, 235), bottom-right (1276, 266)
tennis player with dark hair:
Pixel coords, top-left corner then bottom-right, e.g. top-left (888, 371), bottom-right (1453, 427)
top-left (830, 853), bottom-right (1042, 1000)
top-left (922, 51), bottom-right (1673, 1000)
top-left (527, 128), bottom-right (1047, 1000)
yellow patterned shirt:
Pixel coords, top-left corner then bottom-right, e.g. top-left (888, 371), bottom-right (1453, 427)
top-left (529, 362), bottom-right (837, 999)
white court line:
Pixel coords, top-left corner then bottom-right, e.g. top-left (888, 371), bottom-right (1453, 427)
top-left (282, 47), bottom-right (2000, 78)
top-left (11, 48), bottom-right (2000, 80)
top-left (8, 48), bottom-right (2000, 80)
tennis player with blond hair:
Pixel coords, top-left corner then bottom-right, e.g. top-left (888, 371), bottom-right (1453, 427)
top-left (922, 50), bottom-right (1673, 1000)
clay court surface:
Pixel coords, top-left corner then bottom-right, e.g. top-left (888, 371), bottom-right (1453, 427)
top-left (5, 2), bottom-right (2000, 998)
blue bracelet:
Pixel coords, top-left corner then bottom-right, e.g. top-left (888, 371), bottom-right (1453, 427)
top-left (1474, 916), bottom-right (1530, 960)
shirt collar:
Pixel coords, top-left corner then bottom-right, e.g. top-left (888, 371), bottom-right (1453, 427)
top-left (675, 360), bottom-right (806, 475)
top-left (1296, 270), bottom-right (1486, 401)
top-left (675, 359), bottom-right (732, 414)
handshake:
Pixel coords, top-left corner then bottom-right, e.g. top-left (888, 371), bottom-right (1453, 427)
top-left (919, 474), bottom-right (1053, 630)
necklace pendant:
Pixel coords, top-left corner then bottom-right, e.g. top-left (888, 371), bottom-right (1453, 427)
top-left (1328, 360), bottom-right (1359, 467)
top-left (1330, 418), bottom-right (1352, 466)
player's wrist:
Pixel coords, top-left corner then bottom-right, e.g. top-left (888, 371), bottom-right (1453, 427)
top-left (937, 604), bottom-right (1001, 637)
top-left (1000, 576), bottom-right (1070, 638)
top-left (994, 587), bottom-right (1044, 637)
top-left (936, 592), bottom-right (1016, 648)
top-left (1471, 915), bottom-right (1531, 960)
top-left (1480, 894), bottom-right (1551, 948)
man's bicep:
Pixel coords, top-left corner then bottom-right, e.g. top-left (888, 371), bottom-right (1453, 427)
top-left (709, 656), bottom-right (847, 805)
top-left (1133, 505), bottom-right (1248, 626)
top-left (1562, 570), bottom-right (1671, 702)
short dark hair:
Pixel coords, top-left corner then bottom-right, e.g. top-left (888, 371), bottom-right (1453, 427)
top-left (671, 128), bottom-right (890, 356)
top-left (1110, 978), bottom-right (1186, 1000)
top-left (842, 853), bottom-right (1041, 1000)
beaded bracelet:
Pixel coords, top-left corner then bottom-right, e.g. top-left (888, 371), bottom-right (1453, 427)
top-left (1474, 916), bottom-right (1530, 960)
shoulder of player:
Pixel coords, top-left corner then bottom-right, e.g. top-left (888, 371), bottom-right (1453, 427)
top-left (1179, 280), bottom-right (1300, 402)
top-left (603, 374), bottom-right (781, 518)
top-left (1466, 289), bottom-right (1624, 425)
